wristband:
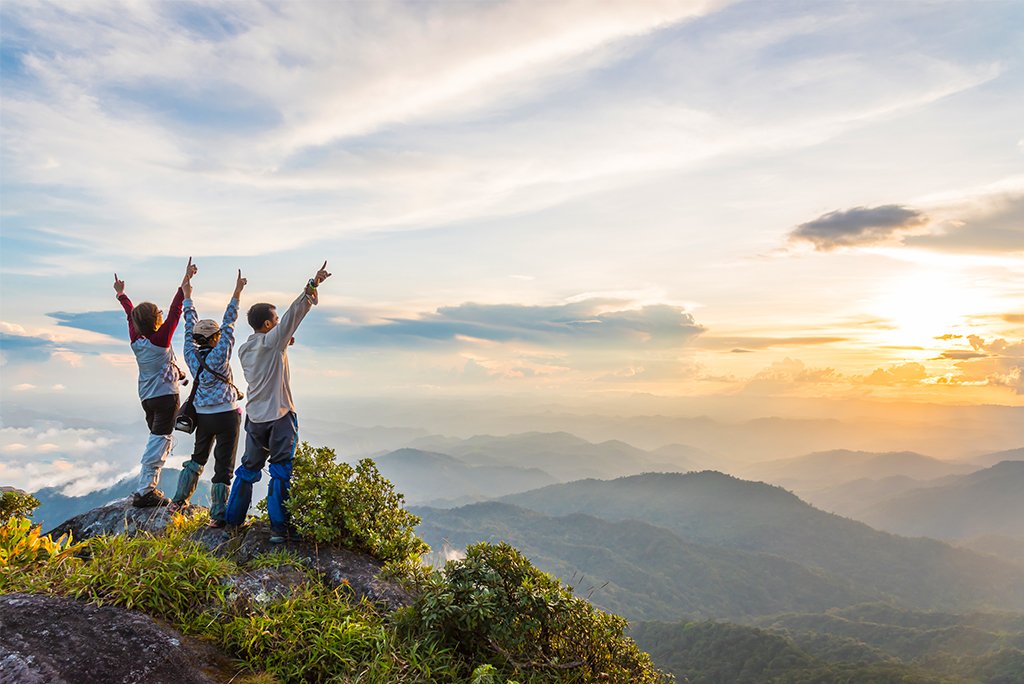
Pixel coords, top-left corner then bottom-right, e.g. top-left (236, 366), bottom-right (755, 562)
top-left (307, 278), bottom-right (318, 290)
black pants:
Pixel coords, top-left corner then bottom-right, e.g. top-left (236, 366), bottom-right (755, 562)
top-left (191, 410), bottom-right (241, 485)
top-left (142, 394), bottom-right (179, 435)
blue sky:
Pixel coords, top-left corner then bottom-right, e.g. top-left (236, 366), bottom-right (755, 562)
top-left (1, 0), bottom-right (1023, 490)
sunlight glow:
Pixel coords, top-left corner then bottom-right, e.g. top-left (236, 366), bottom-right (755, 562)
top-left (870, 271), bottom-right (991, 348)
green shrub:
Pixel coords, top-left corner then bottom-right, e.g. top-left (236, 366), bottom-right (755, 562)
top-left (0, 516), bottom-right (80, 591)
top-left (413, 542), bottom-right (672, 684)
top-left (286, 442), bottom-right (429, 564)
top-left (0, 489), bottom-right (39, 519)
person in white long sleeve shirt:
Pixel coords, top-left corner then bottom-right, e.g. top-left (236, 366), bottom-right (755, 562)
top-left (224, 262), bottom-right (332, 542)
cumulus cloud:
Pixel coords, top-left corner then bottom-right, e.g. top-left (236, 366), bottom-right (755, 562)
top-left (863, 362), bottom-right (928, 385)
top-left (942, 336), bottom-right (1024, 393)
top-left (789, 204), bottom-right (929, 251)
top-left (743, 357), bottom-right (840, 394)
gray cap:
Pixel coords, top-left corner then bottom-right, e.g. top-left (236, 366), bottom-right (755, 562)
top-left (193, 319), bottom-right (220, 337)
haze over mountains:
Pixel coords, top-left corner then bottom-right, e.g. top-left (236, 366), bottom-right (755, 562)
top-left (21, 414), bottom-right (1024, 683)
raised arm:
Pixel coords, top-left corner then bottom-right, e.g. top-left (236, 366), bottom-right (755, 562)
top-left (151, 258), bottom-right (195, 347)
top-left (182, 297), bottom-right (199, 377)
top-left (113, 273), bottom-right (140, 342)
top-left (210, 270), bottom-right (245, 364)
top-left (264, 262), bottom-right (331, 351)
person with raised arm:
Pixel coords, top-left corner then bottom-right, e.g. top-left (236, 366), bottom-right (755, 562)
top-left (224, 261), bottom-right (332, 543)
top-left (114, 258), bottom-right (196, 507)
top-left (168, 269), bottom-right (247, 527)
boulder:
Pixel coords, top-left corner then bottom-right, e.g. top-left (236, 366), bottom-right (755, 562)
top-left (0, 593), bottom-right (235, 684)
top-left (46, 499), bottom-right (415, 611)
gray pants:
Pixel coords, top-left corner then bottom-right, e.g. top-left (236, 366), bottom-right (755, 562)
top-left (137, 394), bottom-right (178, 494)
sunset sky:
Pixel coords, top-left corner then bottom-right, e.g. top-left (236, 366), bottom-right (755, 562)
top-left (1, 1), bottom-right (1023, 489)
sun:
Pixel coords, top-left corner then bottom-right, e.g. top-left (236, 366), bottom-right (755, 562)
top-left (869, 270), bottom-right (987, 349)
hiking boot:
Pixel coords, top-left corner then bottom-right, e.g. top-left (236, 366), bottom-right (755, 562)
top-left (132, 489), bottom-right (171, 508)
top-left (269, 526), bottom-right (289, 544)
top-left (167, 501), bottom-right (186, 513)
top-left (207, 518), bottom-right (226, 529)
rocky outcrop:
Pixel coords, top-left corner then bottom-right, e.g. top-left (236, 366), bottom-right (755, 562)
top-left (46, 498), bottom-right (414, 610)
top-left (0, 593), bottom-right (235, 684)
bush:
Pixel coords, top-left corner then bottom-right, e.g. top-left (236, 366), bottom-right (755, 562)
top-left (413, 542), bottom-right (672, 684)
top-left (0, 489), bottom-right (39, 519)
top-left (286, 442), bottom-right (429, 564)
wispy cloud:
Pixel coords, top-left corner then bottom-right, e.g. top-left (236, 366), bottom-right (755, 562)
top-left (305, 298), bottom-right (706, 350)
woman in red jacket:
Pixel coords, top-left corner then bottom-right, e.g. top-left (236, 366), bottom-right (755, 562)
top-left (114, 258), bottom-right (196, 507)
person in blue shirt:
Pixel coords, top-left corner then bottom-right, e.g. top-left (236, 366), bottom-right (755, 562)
top-left (169, 269), bottom-right (247, 527)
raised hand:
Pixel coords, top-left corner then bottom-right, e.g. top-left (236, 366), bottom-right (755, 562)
top-left (233, 269), bottom-right (247, 298)
top-left (182, 256), bottom-right (198, 284)
top-left (113, 273), bottom-right (125, 295)
top-left (313, 260), bottom-right (332, 286)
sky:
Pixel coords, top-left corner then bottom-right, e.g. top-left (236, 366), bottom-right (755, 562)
top-left (1, 0), bottom-right (1023, 492)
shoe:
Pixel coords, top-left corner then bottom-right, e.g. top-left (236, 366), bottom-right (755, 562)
top-left (133, 489), bottom-right (171, 508)
top-left (269, 527), bottom-right (288, 544)
top-left (207, 518), bottom-right (226, 529)
top-left (167, 501), bottom-right (186, 513)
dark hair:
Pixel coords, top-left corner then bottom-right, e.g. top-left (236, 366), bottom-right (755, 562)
top-left (130, 302), bottom-right (160, 334)
top-left (247, 303), bottom-right (276, 331)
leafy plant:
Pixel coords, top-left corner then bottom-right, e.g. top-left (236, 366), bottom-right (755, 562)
top-left (286, 442), bottom-right (429, 563)
top-left (0, 489), bottom-right (40, 519)
top-left (413, 542), bottom-right (672, 684)
top-left (0, 516), bottom-right (79, 577)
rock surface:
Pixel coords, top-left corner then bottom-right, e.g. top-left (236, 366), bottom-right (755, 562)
top-left (46, 498), bottom-right (415, 610)
top-left (0, 593), bottom-right (234, 684)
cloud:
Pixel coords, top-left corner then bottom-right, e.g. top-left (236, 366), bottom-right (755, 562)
top-left (863, 362), bottom-right (928, 385)
top-left (1, 0), bottom-right (1001, 269)
top-left (302, 299), bottom-right (706, 350)
top-left (743, 357), bottom-right (841, 394)
top-left (792, 182), bottom-right (1024, 256)
top-left (0, 331), bottom-right (57, 365)
top-left (789, 205), bottom-right (929, 251)
top-left (937, 350), bottom-right (986, 360)
top-left (696, 335), bottom-right (846, 350)
top-left (0, 423), bottom-right (134, 492)
top-left (943, 336), bottom-right (1024, 394)
top-left (47, 310), bottom-right (128, 339)
top-left (0, 319), bottom-right (119, 368)
top-left (0, 0), bottom-right (725, 261)
top-left (904, 187), bottom-right (1024, 254)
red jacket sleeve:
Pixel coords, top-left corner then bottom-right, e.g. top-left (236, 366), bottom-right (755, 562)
top-left (150, 287), bottom-right (184, 348)
top-left (117, 293), bottom-right (140, 343)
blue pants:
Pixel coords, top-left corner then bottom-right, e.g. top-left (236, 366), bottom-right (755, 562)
top-left (224, 412), bottom-right (298, 530)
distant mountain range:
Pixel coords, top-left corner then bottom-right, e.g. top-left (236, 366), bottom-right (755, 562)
top-left (413, 501), bottom-right (869, 621)
top-left (495, 472), bottom-right (1024, 614)
top-left (856, 460), bottom-right (1024, 541)
top-left (741, 449), bottom-right (976, 492)
top-left (403, 431), bottom-right (714, 481)
top-left (372, 448), bottom-right (557, 506)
